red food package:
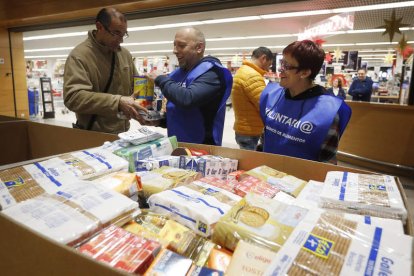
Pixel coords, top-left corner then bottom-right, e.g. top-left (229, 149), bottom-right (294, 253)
top-left (234, 176), bottom-right (280, 198)
top-left (78, 225), bottom-right (161, 274)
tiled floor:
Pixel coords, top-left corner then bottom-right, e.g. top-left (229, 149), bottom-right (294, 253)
top-left (32, 105), bottom-right (414, 224)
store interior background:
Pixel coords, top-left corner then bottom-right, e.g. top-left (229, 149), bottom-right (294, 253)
top-left (3, 1), bottom-right (414, 216)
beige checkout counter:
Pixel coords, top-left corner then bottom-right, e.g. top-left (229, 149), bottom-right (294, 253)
top-left (0, 120), bottom-right (412, 275)
top-left (339, 101), bottom-right (414, 177)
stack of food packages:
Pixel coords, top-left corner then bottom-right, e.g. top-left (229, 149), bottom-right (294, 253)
top-left (1, 132), bottom-right (412, 275)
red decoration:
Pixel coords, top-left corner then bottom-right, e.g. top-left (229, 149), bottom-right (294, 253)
top-left (396, 35), bottom-right (413, 60)
top-left (311, 36), bottom-right (326, 46)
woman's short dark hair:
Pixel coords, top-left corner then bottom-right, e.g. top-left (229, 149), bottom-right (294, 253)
top-left (283, 40), bottom-right (325, 80)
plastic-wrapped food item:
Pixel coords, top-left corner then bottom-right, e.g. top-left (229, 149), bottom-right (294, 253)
top-left (114, 136), bottom-right (178, 172)
top-left (135, 155), bottom-right (180, 172)
top-left (242, 166), bottom-right (306, 197)
top-left (78, 225), bottom-right (161, 274)
top-left (144, 248), bottom-right (193, 276)
top-left (195, 176), bottom-right (237, 193)
top-left (227, 170), bottom-right (245, 181)
top-left (212, 193), bottom-right (309, 252)
top-left (265, 211), bottom-right (413, 276)
top-left (179, 155), bottom-right (238, 180)
top-left (125, 210), bottom-right (215, 264)
top-left (118, 126), bottom-right (164, 145)
top-left (234, 175), bottom-right (280, 198)
top-left (275, 180), bottom-right (405, 235)
top-left (57, 147), bottom-right (129, 179)
top-left (0, 162), bottom-right (79, 210)
top-left (226, 240), bottom-right (277, 276)
top-left (148, 181), bottom-right (241, 237)
top-left (90, 170), bottom-right (141, 198)
top-left (187, 265), bottom-right (224, 276)
top-left (53, 181), bottom-right (139, 226)
top-left (2, 194), bottom-right (101, 245)
top-left (139, 166), bottom-right (201, 199)
top-left (319, 171), bottom-right (408, 223)
top-left (206, 247), bottom-right (233, 273)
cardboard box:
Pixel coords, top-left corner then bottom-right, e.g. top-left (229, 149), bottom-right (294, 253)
top-left (0, 130), bottom-right (412, 275)
top-left (0, 121), bottom-right (118, 166)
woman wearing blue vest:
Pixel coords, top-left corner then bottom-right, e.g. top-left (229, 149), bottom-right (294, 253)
top-left (147, 27), bottom-right (232, 146)
top-left (259, 40), bottom-right (351, 163)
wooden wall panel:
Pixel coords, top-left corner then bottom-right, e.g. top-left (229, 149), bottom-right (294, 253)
top-left (0, 28), bottom-right (15, 117)
top-left (10, 32), bottom-right (28, 118)
top-left (339, 102), bottom-right (414, 171)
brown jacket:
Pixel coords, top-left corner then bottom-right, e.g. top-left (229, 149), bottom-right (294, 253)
top-left (231, 60), bottom-right (266, 136)
top-left (64, 30), bottom-right (137, 134)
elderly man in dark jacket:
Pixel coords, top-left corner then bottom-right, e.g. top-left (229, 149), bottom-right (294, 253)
top-left (348, 68), bottom-right (373, 102)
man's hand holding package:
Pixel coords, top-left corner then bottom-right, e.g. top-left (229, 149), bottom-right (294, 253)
top-left (119, 96), bottom-right (147, 123)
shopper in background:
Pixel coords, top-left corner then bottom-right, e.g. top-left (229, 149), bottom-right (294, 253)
top-left (64, 7), bottom-right (147, 134)
top-left (326, 78), bottom-right (346, 100)
top-left (348, 68), bottom-right (373, 102)
top-left (232, 47), bottom-right (273, 150)
top-left (260, 40), bottom-right (352, 163)
top-left (147, 27), bottom-right (232, 146)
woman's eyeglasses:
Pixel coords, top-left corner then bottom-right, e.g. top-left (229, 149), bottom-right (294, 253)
top-left (278, 60), bottom-right (300, 72)
top-left (102, 24), bottom-right (129, 39)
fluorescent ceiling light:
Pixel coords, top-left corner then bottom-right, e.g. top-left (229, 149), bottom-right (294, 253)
top-left (362, 57), bottom-right (395, 60)
top-left (24, 31), bottom-right (87, 41)
top-left (122, 41), bottom-right (172, 46)
top-left (359, 54), bottom-right (396, 57)
top-left (261, 10), bottom-right (331, 19)
top-left (356, 42), bottom-right (398, 45)
top-left (130, 50), bottom-right (172, 54)
top-left (128, 21), bottom-right (202, 31)
top-left (25, 55), bottom-right (68, 58)
top-left (202, 16), bottom-right (260, 24)
top-left (24, 47), bottom-right (74, 52)
top-left (359, 50), bottom-right (395, 52)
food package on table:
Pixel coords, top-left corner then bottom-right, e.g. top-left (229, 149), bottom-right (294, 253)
top-left (319, 171), bottom-right (408, 223)
top-left (118, 126), bottom-right (164, 146)
top-left (90, 170), bottom-right (141, 198)
top-left (226, 240), bottom-right (277, 276)
top-left (138, 166), bottom-right (201, 200)
top-left (195, 176), bottom-right (238, 193)
top-left (135, 155), bottom-right (180, 172)
top-left (114, 136), bottom-right (178, 172)
top-left (148, 181), bottom-right (241, 237)
top-left (179, 155), bottom-right (238, 180)
top-left (242, 165), bottom-right (306, 197)
top-left (265, 211), bottom-right (413, 276)
top-left (78, 225), bottom-right (161, 274)
top-left (2, 193), bottom-right (101, 245)
top-left (53, 181), bottom-right (139, 226)
top-left (57, 147), bottom-right (129, 179)
top-left (275, 180), bottom-right (405, 235)
top-left (144, 248), bottom-right (193, 276)
top-left (0, 162), bottom-right (79, 210)
top-left (234, 175), bottom-right (280, 198)
top-left (211, 193), bottom-right (309, 252)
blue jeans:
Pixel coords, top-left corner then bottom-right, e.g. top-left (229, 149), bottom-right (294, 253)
top-left (235, 134), bottom-right (260, 150)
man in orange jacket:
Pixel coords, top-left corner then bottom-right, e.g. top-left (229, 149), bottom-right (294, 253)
top-left (231, 47), bottom-right (273, 150)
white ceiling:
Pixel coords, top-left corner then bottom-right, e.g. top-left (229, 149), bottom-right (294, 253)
top-left (22, 0), bottom-right (414, 65)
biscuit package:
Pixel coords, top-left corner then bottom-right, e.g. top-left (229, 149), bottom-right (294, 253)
top-left (135, 155), bottom-right (180, 172)
top-left (148, 181), bottom-right (241, 237)
top-left (319, 171), bottom-right (408, 223)
top-left (90, 170), bottom-right (141, 198)
top-left (242, 165), bottom-right (306, 197)
top-left (138, 166), bottom-right (201, 199)
top-left (57, 147), bottom-right (129, 179)
top-left (212, 193), bottom-right (309, 252)
top-left (118, 126), bottom-right (164, 146)
top-left (179, 155), bottom-right (238, 180)
top-left (265, 211), bottom-right (413, 276)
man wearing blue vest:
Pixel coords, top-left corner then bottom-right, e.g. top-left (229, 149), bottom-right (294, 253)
top-left (260, 40), bottom-right (351, 163)
top-left (147, 27), bottom-right (232, 145)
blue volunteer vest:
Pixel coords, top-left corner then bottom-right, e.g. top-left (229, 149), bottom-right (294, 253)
top-left (260, 82), bottom-right (351, 161)
top-left (167, 60), bottom-right (232, 145)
